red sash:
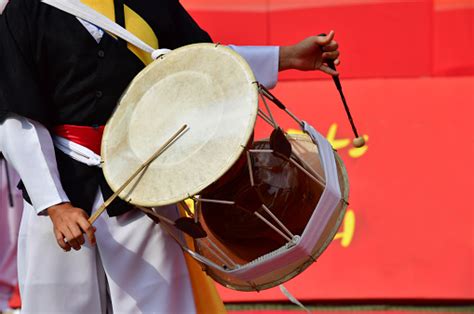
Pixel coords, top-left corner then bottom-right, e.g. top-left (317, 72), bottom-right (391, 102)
top-left (53, 125), bottom-right (105, 155)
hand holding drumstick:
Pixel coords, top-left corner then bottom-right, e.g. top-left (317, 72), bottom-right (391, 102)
top-left (48, 125), bottom-right (189, 251)
top-left (278, 31), bottom-right (365, 147)
top-left (278, 30), bottom-right (340, 76)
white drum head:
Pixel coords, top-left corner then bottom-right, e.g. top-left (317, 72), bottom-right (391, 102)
top-left (101, 43), bottom-right (258, 206)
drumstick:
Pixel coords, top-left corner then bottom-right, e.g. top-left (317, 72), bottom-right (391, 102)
top-left (88, 124), bottom-right (189, 225)
top-left (326, 59), bottom-right (365, 148)
top-left (318, 33), bottom-right (365, 148)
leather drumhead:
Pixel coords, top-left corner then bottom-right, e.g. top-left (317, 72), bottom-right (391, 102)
top-left (101, 43), bottom-right (258, 206)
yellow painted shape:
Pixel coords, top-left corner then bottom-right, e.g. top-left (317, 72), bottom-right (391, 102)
top-left (333, 209), bottom-right (355, 247)
top-left (326, 123), bottom-right (350, 150)
top-left (348, 134), bottom-right (369, 158)
top-left (80, 0), bottom-right (159, 65)
top-left (289, 125), bottom-right (369, 158)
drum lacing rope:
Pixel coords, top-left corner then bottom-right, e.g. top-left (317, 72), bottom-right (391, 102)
top-left (243, 235), bottom-right (300, 268)
top-left (279, 285), bottom-right (311, 313)
top-left (234, 235), bottom-right (310, 312)
top-left (257, 83), bottom-right (305, 128)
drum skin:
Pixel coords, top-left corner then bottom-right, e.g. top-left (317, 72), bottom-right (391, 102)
top-left (101, 43), bottom-right (258, 207)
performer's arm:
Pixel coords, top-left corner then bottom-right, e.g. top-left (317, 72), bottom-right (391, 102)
top-left (0, 115), bottom-right (96, 251)
top-left (172, 1), bottom-right (339, 87)
top-left (229, 32), bottom-right (340, 89)
top-left (0, 114), bottom-right (69, 214)
top-left (228, 31), bottom-right (339, 89)
top-left (229, 45), bottom-right (279, 89)
top-left (278, 31), bottom-right (340, 76)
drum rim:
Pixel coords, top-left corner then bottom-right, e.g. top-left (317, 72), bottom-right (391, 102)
top-left (101, 43), bottom-right (259, 206)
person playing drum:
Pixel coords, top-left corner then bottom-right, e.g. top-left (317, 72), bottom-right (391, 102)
top-left (0, 0), bottom-right (340, 312)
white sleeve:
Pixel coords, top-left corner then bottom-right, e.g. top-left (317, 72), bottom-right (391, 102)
top-left (0, 0), bottom-right (7, 14)
top-left (228, 45), bottom-right (279, 89)
top-left (0, 114), bottom-right (69, 215)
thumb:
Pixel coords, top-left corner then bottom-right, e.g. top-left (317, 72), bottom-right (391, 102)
top-left (316, 30), bottom-right (335, 46)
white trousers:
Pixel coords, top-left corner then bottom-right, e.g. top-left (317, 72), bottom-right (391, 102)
top-left (18, 190), bottom-right (196, 314)
top-left (0, 159), bottom-right (22, 311)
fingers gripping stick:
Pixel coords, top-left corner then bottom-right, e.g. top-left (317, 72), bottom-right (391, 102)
top-left (88, 124), bottom-right (190, 224)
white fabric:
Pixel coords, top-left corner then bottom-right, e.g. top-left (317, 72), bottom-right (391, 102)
top-left (301, 121), bottom-right (342, 249)
top-left (150, 48), bottom-right (172, 60)
top-left (0, 0), bottom-right (7, 14)
top-left (76, 18), bottom-right (104, 43)
top-left (53, 135), bottom-right (102, 167)
top-left (0, 160), bottom-right (22, 311)
top-left (229, 45), bottom-right (279, 89)
top-left (0, 115), bottom-right (69, 215)
top-left (18, 190), bottom-right (196, 314)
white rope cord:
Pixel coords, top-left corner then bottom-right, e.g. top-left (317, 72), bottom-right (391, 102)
top-left (279, 285), bottom-right (311, 313)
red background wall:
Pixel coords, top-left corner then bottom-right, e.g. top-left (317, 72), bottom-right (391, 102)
top-left (181, 0), bottom-right (473, 302)
top-left (183, 0), bottom-right (473, 79)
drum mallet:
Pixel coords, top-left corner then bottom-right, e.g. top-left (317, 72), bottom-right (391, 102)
top-left (319, 33), bottom-right (365, 148)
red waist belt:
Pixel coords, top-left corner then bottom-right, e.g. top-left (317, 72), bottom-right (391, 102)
top-left (53, 125), bottom-right (105, 155)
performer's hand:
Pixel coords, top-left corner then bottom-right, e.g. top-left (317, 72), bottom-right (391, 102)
top-left (279, 30), bottom-right (340, 76)
top-left (47, 202), bottom-right (96, 251)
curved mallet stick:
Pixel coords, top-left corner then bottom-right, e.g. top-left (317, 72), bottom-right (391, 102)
top-left (327, 60), bottom-right (365, 148)
top-left (319, 33), bottom-right (365, 148)
top-left (88, 124), bottom-right (189, 224)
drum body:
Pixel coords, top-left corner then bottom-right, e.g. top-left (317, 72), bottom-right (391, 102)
top-left (196, 133), bottom-right (349, 291)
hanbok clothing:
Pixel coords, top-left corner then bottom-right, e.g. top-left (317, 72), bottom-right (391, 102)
top-left (19, 190), bottom-right (201, 313)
